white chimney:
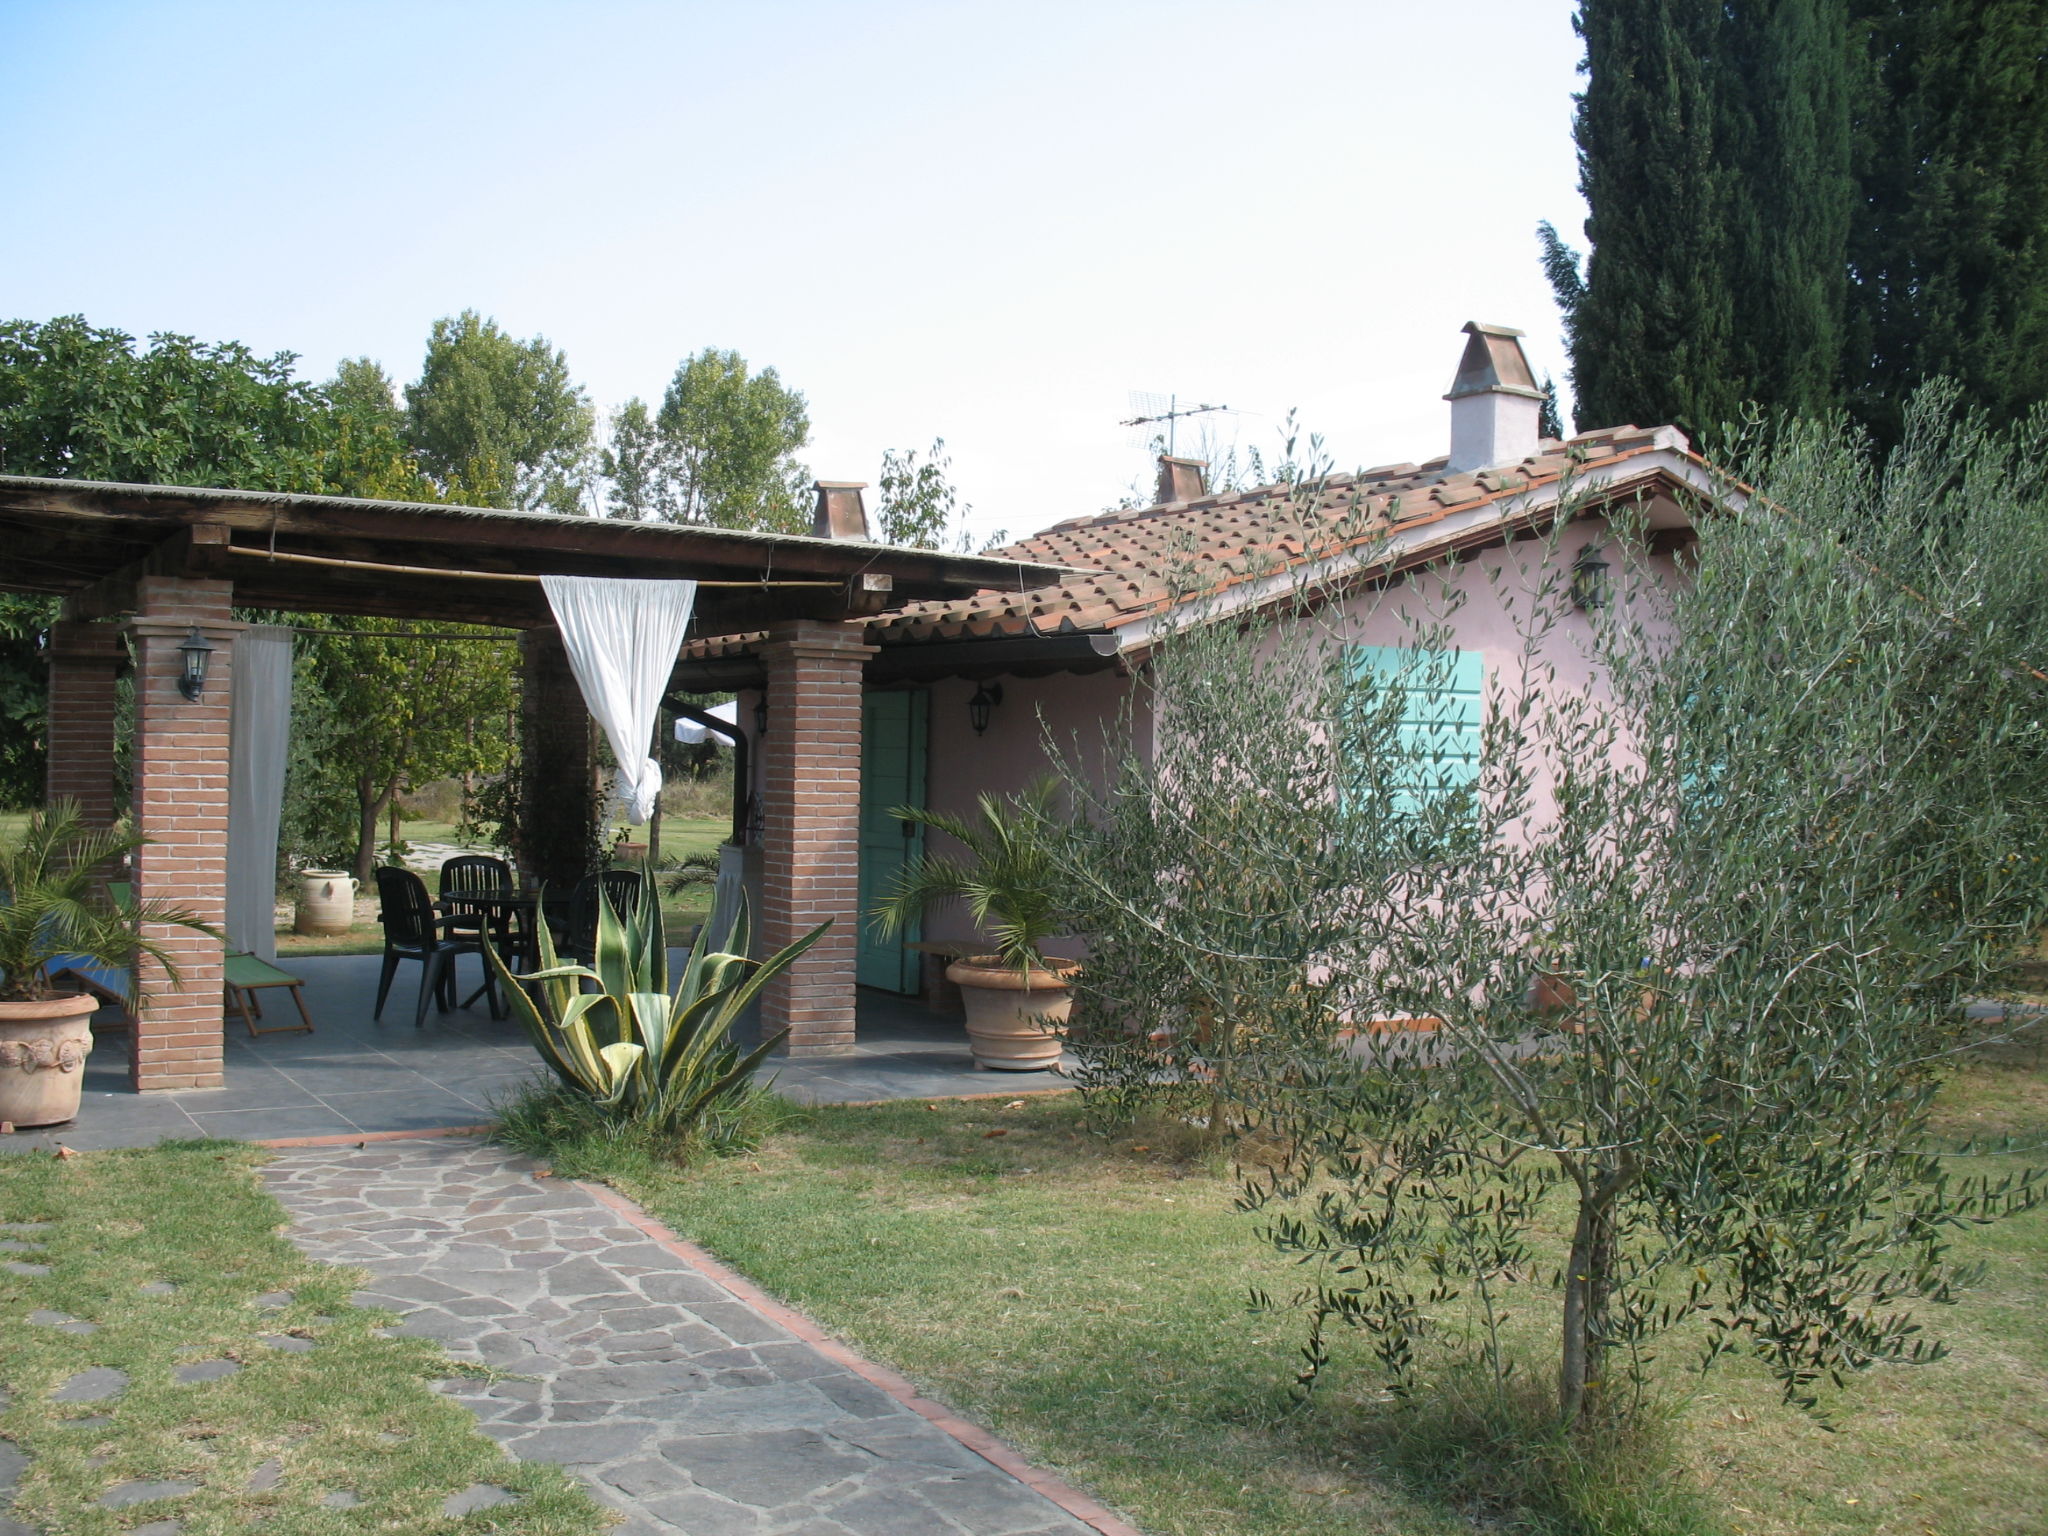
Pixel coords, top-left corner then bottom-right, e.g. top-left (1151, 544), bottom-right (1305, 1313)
top-left (1444, 321), bottom-right (1545, 473)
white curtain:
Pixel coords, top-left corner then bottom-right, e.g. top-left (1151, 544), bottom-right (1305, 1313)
top-left (226, 626), bottom-right (294, 960)
top-left (539, 575), bottom-right (699, 825)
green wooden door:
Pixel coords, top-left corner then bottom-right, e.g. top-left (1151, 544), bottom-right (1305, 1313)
top-left (857, 689), bottom-right (928, 992)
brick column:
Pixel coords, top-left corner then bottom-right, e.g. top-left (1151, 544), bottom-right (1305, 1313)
top-left (45, 620), bottom-right (126, 829)
top-left (520, 627), bottom-right (599, 891)
top-left (757, 620), bottom-right (875, 1057)
top-left (125, 577), bottom-right (239, 1092)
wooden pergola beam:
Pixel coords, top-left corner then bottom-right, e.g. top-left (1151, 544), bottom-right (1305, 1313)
top-left (0, 478), bottom-right (1070, 602)
top-left (61, 526), bottom-right (233, 621)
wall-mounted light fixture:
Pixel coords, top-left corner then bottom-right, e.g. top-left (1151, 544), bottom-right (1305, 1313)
top-left (753, 696), bottom-right (769, 736)
top-left (1570, 545), bottom-right (1611, 613)
top-left (176, 626), bottom-right (216, 701)
top-left (968, 681), bottom-right (1004, 736)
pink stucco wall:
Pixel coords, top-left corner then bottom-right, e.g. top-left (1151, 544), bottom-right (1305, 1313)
top-left (916, 667), bottom-right (1147, 966)
top-left (1324, 514), bottom-right (1681, 703)
top-left (907, 516), bottom-right (1681, 966)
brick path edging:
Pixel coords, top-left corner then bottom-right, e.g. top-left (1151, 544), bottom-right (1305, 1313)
top-left (257, 1125), bottom-right (493, 1149)
top-left (574, 1180), bottom-right (1147, 1536)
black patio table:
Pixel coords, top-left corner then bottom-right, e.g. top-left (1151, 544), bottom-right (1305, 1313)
top-left (433, 889), bottom-right (544, 1010)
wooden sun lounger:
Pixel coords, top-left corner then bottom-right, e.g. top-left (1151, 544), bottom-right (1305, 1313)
top-left (224, 952), bottom-right (315, 1038)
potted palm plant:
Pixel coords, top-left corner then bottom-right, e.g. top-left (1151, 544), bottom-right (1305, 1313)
top-left (873, 779), bottom-right (1076, 1071)
top-left (0, 802), bottom-right (216, 1127)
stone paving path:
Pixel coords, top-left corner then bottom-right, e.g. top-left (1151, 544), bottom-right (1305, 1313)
top-left (265, 1138), bottom-right (1103, 1536)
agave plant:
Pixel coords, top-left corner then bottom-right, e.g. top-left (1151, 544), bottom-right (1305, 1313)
top-left (0, 801), bottom-right (217, 1004)
top-left (486, 881), bottom-right (824, 1135)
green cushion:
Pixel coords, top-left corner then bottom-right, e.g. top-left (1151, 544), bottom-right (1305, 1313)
top-left (224, 953), bottom-right (302, 990)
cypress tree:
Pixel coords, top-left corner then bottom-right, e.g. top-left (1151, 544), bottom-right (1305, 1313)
top-left (1553, 1), bottom-right (2048, 448)
top-left (1547, 0), bottom-right (1738, 438)
top-left (1719, 0), bottom-right (1856, 420)
top-left (1548, 1), bottom-right (1854, 440)
top-left (1844, 0), bottom-right (2048, 445)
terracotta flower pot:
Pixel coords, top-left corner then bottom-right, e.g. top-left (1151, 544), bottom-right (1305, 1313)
top-left (0, 994), bottom-right (99, 1128)
top-left (945, 957), bottom-right (1080, 1072)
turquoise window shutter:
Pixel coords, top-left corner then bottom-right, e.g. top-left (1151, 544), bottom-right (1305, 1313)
top-left (1345, 645), bottom-right (1484, 815)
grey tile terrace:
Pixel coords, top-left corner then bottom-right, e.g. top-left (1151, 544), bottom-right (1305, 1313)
top-left (2, 955), bottom-right (1072, 1152)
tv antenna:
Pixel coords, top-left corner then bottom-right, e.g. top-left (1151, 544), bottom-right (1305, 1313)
top-left (1122, 392), bottom-right (1231, 457)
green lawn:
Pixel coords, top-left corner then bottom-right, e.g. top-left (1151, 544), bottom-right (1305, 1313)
top-left (0, 1141), bottom-right (606, 1535)
top-left (566, 1051), bottom-right (2048, 1536)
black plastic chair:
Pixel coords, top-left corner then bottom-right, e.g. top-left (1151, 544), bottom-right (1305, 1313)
top-left (438, 854), bottom-right (525, 966)
top-left (438, 853), bottom-right (512, 903)
top-left (373, 866), bottom-right (498, 1027)
top-left (558, 869), bottom-right (646, 965)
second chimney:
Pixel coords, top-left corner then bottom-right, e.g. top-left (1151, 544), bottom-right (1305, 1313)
top-left (1155, 455), bottom-right (1207, 505)
top-left (812, 481), bottom-right (870, 540)
top-left (1444, 322), bottom-right (1545, 473)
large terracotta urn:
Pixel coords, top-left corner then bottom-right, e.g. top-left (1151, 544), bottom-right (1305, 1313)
top-left (945, 957), bottom-right (1079, 1071)
top-left (0, 994), bottom-right (98, 1128)
top-left (294, 870), bottom-right (358, 935)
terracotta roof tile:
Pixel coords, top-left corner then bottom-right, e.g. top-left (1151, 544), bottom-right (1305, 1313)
top-left (682, 426), bottom-right (1687, 663)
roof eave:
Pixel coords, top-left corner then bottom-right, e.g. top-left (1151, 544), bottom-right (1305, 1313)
top-left (1107, 449), bottom-right (1710, 662)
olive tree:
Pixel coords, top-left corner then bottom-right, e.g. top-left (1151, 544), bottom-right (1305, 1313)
top-left (1048, 388), bottom-right (2048, 1426)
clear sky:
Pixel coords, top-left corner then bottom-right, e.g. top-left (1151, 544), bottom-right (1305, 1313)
top-left (0, 0), bottom-right (1588, 544)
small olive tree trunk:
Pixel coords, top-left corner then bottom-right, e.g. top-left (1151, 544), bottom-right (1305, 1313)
top-left (1559, 1156), bottom-right (1633, 1423)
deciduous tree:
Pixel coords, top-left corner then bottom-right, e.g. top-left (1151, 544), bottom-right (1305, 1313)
top-left (307, 621), bottom-right (518, 883)
top-left (0, 315), bottom-right (337, 489)
top-left (0, 316), bottom-right (346, 806)
top-left (599, 397), bottom-right (668, 520)
top-left (405, 310), bottom-right (593, 513)
top-left (652, 348), bottom-right (810, 532)
top-left (875, 437), bottom-right (969, 548)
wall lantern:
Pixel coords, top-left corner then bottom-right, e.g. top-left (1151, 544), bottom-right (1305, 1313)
top-left (176, 625), bottom-right (216, 701)
top-left (968, 681), bottom-right (1004, 736)
top-left (1570, 545), bottom-right (1612, 613)
top-left (753, 696), bottom-right (769, 736)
